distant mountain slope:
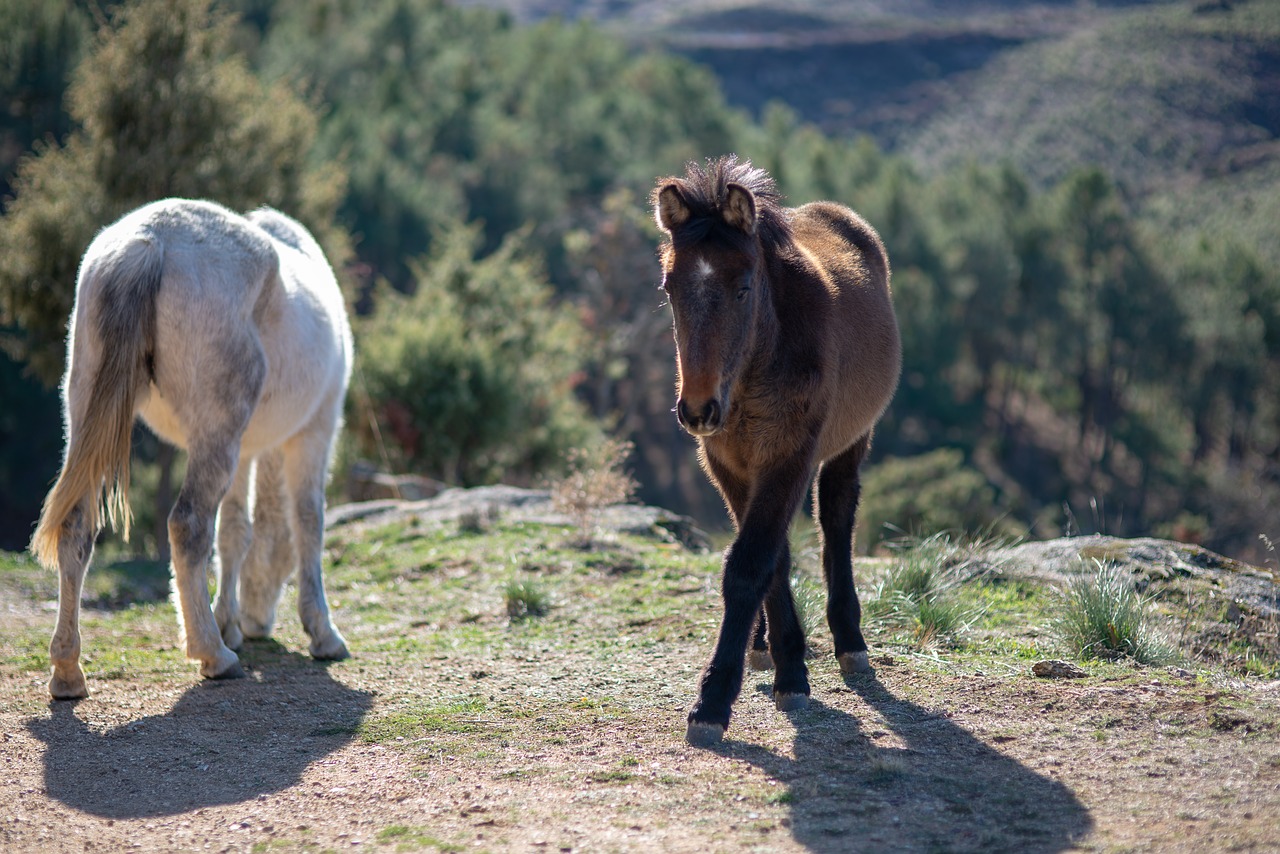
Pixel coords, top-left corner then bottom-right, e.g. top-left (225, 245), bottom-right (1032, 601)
top-left (906, 2), bottom-right (1280, 195)
top-left (456, 0), bottom-right (1279, 237)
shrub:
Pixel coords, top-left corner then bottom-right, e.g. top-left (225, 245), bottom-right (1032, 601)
top-left (858, 448), bottom-right (1017, 553)
top-left (503, 579), bottom-right (549, 620)
top-left (356, 222), bottom-right (600, 485)
top-left (869, 533), bottom-right (983, 649)
top-left (551, 437), bottom-right (637, 545)
top-left (1051, 561), bottom-right (1180, 665)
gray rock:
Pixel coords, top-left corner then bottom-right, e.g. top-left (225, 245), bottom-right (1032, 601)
top-left (1032, 660), bottom-right (1089, 679)
top-left (326, 484), bottom-right (712, 551)
top-left (978, 535), bottom-right (1278, 620)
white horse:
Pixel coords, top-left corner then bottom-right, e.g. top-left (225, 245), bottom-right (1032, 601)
top-left (31, 198), bottom-right (353, 699)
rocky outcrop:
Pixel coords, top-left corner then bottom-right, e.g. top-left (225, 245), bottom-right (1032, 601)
top-left (327, 485), bottom-right (714, 552)
top-left (976, 534), bottom-right (1278, 620)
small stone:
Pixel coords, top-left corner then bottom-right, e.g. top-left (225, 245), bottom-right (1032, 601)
top-left (1032, 660), bottom-right (1089, 679)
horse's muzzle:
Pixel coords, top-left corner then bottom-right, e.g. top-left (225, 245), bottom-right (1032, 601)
top-left (677, 396), bottom-right (723, 436)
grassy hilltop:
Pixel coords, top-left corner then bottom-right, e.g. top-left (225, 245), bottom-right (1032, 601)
top-left (1, 492), bottom-right (1278, 850)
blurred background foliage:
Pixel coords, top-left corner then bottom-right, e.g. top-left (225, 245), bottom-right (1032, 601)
top-left (0, 0), bottom-right (1277, 563)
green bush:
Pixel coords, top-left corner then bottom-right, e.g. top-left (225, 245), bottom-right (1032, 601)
top-left (858, 448), bottom-right (1016, 552)
top-left (356, 222), bottom-right (600, 485)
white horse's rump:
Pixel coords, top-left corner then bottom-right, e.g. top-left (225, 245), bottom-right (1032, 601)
top-left (31, 199), bottom-right (353, 699)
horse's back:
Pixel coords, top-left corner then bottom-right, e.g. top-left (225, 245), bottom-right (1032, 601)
top-left (791, 202), bottom-right (901, 461)
top-left (123, 200), bottom-right (348, 455)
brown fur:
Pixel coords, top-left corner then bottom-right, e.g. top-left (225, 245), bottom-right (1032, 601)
top-left (653, 156), bottom-right (901, 742)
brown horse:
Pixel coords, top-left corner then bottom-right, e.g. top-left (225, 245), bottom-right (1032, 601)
top-left (653, 156), bottom-right (901, 745)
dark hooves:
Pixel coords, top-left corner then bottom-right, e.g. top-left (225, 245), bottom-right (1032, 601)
top-left (774, 692), bottom-right (809, 712)
top-left (838, 651), bottom-right (874, 676)
top-left (686, 720), bottom-right (727, 746)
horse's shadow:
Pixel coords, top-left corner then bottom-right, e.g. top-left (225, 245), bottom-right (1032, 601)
top-left (721, 673), bottom-right (1093, 853)
top-left (26, 640), bottom-right (373, 819)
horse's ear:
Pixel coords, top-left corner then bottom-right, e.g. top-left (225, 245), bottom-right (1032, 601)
top-left (655, 183), bottom-right (691, 233)
top-left (723, 183), bottom-right (757, 234)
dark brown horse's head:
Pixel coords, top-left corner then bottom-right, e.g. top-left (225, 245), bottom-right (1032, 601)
top-left (652, 157), bottom-right (783, 437)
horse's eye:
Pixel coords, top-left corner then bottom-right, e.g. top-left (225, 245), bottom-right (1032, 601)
top-left (736, 286), bottom-right (750, 301)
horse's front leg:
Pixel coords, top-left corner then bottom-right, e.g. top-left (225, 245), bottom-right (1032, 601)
top-left (687, 457), bottom-right (811, 745)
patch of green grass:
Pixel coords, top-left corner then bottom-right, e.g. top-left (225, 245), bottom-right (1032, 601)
top-left (360, 697), bottom-right (491, 742)
top-left (251, 839), bottom-right (324, 853)
top-left (375, 824), bottom-right (465, 852)
top-left (790, 572), bottom-right (825, 639)
top-left (867, 533), bottom-right (985, 649)
top-left (503, 579), bottom-right (550, 620)
top-left (1051, 561), bottom-right (1180, 665)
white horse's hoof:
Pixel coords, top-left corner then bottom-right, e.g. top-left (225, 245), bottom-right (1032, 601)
top-left (774, 692), bottom-right (809, 712)
top-left (309, 631), bottom-right (349, 661)
top-left (221, 621), bottom-right (244, 650)
top-left (49, 666), bottom-right (88, 700)
top-left (200, 647), bottom-right (244, 680)
top-left (747, 649), bottom-right (774, 671)
top-left (238, 615), bottom-right (273, 640)
top-left (686, 720), bottom-right (726, 746)
top-left (839, 651), bottom-right (873, 675)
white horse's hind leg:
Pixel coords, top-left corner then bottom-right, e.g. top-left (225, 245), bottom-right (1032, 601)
top-left (284, 422), bottom-right (348, 660)
top-left (212, 457), bottom-right (255, 650)
top-left (49, 502), bottom-right (95, 699)
top-left (239, 448), bottom-right (295, 638)
top-left (169, 442), bottom-right (244, 680)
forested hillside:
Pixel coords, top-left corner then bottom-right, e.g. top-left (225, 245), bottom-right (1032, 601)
top-left (1, 0), bottom-right (1277, 564)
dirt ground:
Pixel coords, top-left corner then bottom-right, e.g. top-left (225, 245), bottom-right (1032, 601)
top-left (2, 505), bottom-right (1279, 853)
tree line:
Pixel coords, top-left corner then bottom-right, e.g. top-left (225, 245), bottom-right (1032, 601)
top-left (1, 0), bottom-right (1276, 563)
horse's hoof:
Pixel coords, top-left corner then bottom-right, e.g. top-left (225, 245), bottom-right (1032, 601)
top-left (201, 646), bottom-right (244, 680)
top-left (309, 632), bottom-right (350, 661)
top-left (774, 692), bottom-right (809, 712)
top-left (838, 651), bottom-right (874, 675)
top-left (238, 615), bottom-right (273, 640)
top-left (49, 669), bottom-right (88, 700)
top-left (205, 660), bottom-right (245, 681)
top-left (686, 720), bottom-right (726, 747)
top-left (221, 621), bottom-right (244, 651)
top-left (747, 649), bottom-right (774, 671)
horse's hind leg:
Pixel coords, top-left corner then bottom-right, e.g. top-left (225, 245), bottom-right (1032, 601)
top-left (816, 433), bottom-right (873, 675)
top-left (239, 448), bottom-right (296, 639)
top-left (170, 440), bottom-right (245, 680)
top-left (763, 537), bottom-right (810, 710)
top-left (283, 413), bottom-right (348, 660)
top-left (747, 612), bottom-right (772, 670)
top-left (211, 457), bottom-right (255, 650)
top-left (48, 501), bottom-right (95, 699)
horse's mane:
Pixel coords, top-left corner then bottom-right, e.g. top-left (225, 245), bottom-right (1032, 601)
top-left (662, 155), bottom-right (791, 251)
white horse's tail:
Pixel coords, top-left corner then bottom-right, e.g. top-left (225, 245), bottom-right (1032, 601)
top-left (30, 235), bottom-right (164, 568)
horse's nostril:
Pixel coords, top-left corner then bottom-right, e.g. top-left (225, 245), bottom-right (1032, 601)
top-left (704, 398), bottom-right (721, 428)
top-left (677, 398), bottom-right (691, 426)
